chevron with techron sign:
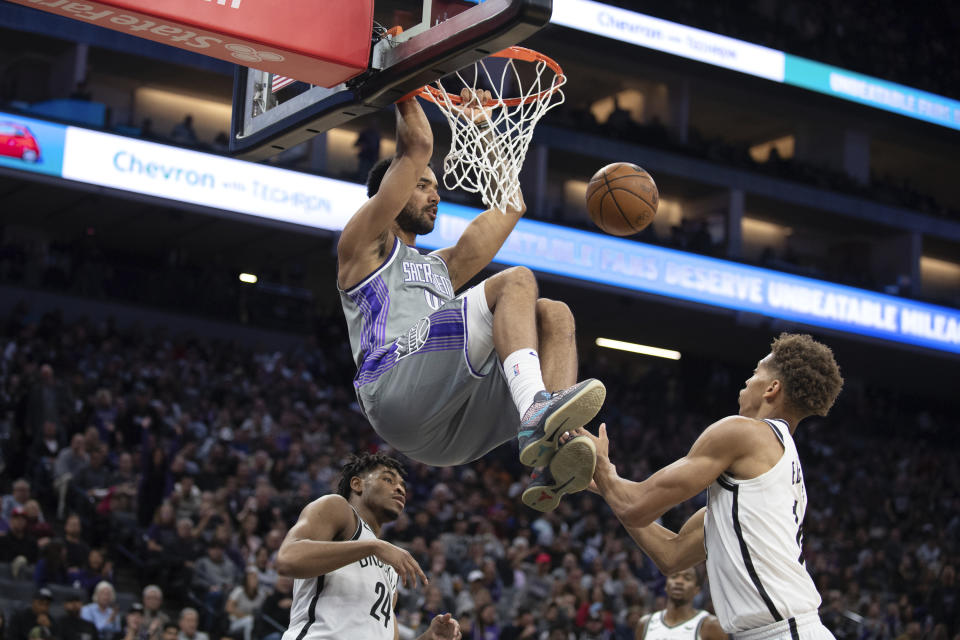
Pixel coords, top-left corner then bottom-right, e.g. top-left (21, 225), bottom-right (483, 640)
top-left (9, 0), bottom-right (374, 87)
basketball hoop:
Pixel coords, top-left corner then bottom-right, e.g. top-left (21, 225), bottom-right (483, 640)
top-left (418, 46), bottom-right (566, 212)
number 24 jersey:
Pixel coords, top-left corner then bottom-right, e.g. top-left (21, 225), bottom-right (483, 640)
top-left (283, 513), bottom-right (399, 640)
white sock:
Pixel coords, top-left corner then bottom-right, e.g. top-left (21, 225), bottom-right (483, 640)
top-left (503, 348), bottom-right (546, 416)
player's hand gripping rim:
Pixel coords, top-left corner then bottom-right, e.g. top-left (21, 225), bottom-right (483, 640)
top-left (374, 539), bottom-right (428, 588)
top-left (454, 88), bottom-right (494, 130)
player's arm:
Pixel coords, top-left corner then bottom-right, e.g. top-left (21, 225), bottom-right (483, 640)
top-left (575, 417), bottom-right (755, 528)
top-left (698, 616), bottom-right (728, 640)
top-left (337, 99), bottom-right (433, 286)
top-left (620, 508), bottom-right (706, 576)
top-left (635, 613), bottom-right (652, 640)
top-left (275, 495), bottom-right (426, 587)
top-left (432, 89), bottom-right (525, 291)
top-left (433, 196), bottom-right (526, 290)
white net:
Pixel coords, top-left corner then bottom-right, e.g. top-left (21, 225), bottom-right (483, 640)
top-left (422, 47), bottom-right (566, 212)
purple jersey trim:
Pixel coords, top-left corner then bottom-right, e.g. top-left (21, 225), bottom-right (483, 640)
top-left (354, 308), bottom-right (465, 387)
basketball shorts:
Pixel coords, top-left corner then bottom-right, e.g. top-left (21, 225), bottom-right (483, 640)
top-left (355, 281), bottom-right (519, 466)
top-left (732, 612), bottom-right (835, 640)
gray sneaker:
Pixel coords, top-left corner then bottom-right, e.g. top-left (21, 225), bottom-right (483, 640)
top-left (518, 379), bottom-right (605, 468)
top-left (521, 436), bottom-right (597, 512)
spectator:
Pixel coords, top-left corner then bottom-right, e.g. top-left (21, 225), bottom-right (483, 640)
top-left (176, 609), bottom-right (208, 640)
top-left (7, 588), bottom-right (55, 640)
top-left (251, 545), bottom-right (277, 592)
top-left (138, 446), bottom-right (171, 528)
top-left (140, 586), bottom-right (171, 640)
top-left (225, 567), bottom-right (266, 640)
top-left (139, 118), bottom-right (157, 140)
top-left (58, 591), bottom-right (100, 640)
top-left (55, 435), bottom-right (89, 519)
top-left (0, 506), bottom-right (39, 567)
top-left (161, 624), bottom-right (179, 640)
top-left (170, 474), bottom-right (201, 522)
top-left (500, 607), bottom-right (537, 640)
top-left (69, 548), bottom-right (114, 595)
top-left (2, 478), bottom-right (32, 520)
top-left (33, 537), bottom-right (69, 587)
top-left (120, 605), bottom-right (144, 640)
top-left (475, 603), bottom-right (500, 640)
top-left (70, 81), bottom-right (92, 101)
top-left (577, 603), bottom-right (612, 640)
top-left (255, 574), bottom-right (292, 640)
top-left (190, 540), bottom-right (239, 618)
top-left (161, 518), bottom-right (200, 594)
top-left (25, 364), bottom-right (71, 435)
top-left (170, 116), bottom-right (198, 146)
top-left (81, 580), bottom-right (122, 640)
top-left (73, 444), bottom-right (113, 502)
top-left (23, 499), bottom-right (53, 540)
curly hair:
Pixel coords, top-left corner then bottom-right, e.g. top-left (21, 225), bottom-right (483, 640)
top-left (336, 453), bottom-right (406, 499)
top-left (365, 156), bottom-right (437, 198)
top-left (768, 333), bottom-right (844, 417)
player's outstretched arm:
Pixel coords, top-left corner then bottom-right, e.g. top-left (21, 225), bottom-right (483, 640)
top-left (434, 191), bottom-right (526, 291)
top-left (573, 418), bottom-right (754, 528)
top-left (432, 89), bottom-right (526, 290)
top-left (337, 99), bottom-right (433, 288)
top-left (699, 615), bottom-right (729, 640)
top-left (620, 508), bottom-right (707, 576)
top-left (276, 495), bottom-right (427, 587)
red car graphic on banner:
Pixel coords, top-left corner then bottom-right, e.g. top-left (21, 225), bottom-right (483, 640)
top-left (0, 122), bottom-right (41, 163)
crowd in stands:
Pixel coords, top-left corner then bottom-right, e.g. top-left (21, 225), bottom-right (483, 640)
top-left (618, 0), bottom-right (960, 102)
top-left (0, 303), bottom-right (958, 640)
top-left (0, 235), bottom-right (315, 334)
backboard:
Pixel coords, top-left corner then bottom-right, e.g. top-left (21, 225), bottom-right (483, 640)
top-left (230, 0), bottom-right (552, 160)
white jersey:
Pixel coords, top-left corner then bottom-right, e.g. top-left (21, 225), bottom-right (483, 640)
top-left (704, 419), bottom-right (821, 633)
top-left (641, 610), bottom-right (711, 640)
top-left (282, 511), bottom-right (399, 640)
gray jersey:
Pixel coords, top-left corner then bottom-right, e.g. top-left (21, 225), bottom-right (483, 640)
top-left (340, 236), bottom-right (455, 387)
top-left (338, 236), bottom-right (518, 466)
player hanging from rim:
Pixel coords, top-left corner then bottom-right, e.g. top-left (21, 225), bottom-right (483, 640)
top-left (276, 453), bottom-right (461, 640)
top-left (337, 92), bottom-right (605, 511)
top-left (635, 566), bottom-right (727, 640)
top-left (575, 333), bottom-right (844, 639)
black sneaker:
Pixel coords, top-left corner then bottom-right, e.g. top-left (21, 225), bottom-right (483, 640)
top-left (518, 379), bottom-right (605, 468)
top-left (521, 436), bottom-right (597, 512)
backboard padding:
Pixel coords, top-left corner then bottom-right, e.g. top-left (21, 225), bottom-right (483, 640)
top-left (230, 0), bottom-right (551, 160)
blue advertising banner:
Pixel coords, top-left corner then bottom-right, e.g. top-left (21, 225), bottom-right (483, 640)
top-left (419, 203), bottom-right (960, 355)
top-left (550, 0), bottom-right (960, 132)
top-left (2, 111), bottom-right (957, 354)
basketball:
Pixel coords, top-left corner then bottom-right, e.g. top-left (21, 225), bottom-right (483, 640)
top-left (585, 163), bottom-right (659, 236)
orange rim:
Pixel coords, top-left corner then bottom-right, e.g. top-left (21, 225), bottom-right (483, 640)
top-left (417, 46), bottom-right (565, 108)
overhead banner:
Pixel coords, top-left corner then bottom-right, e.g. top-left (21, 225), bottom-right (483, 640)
top-left (551, 0), bottom-right (784, 81)
top-left (61, 127), bottom-right (365, 231)
top-left (2, 110), bottom-right (958, 354)
top-left (550, 0), bottom-right (960, 132)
